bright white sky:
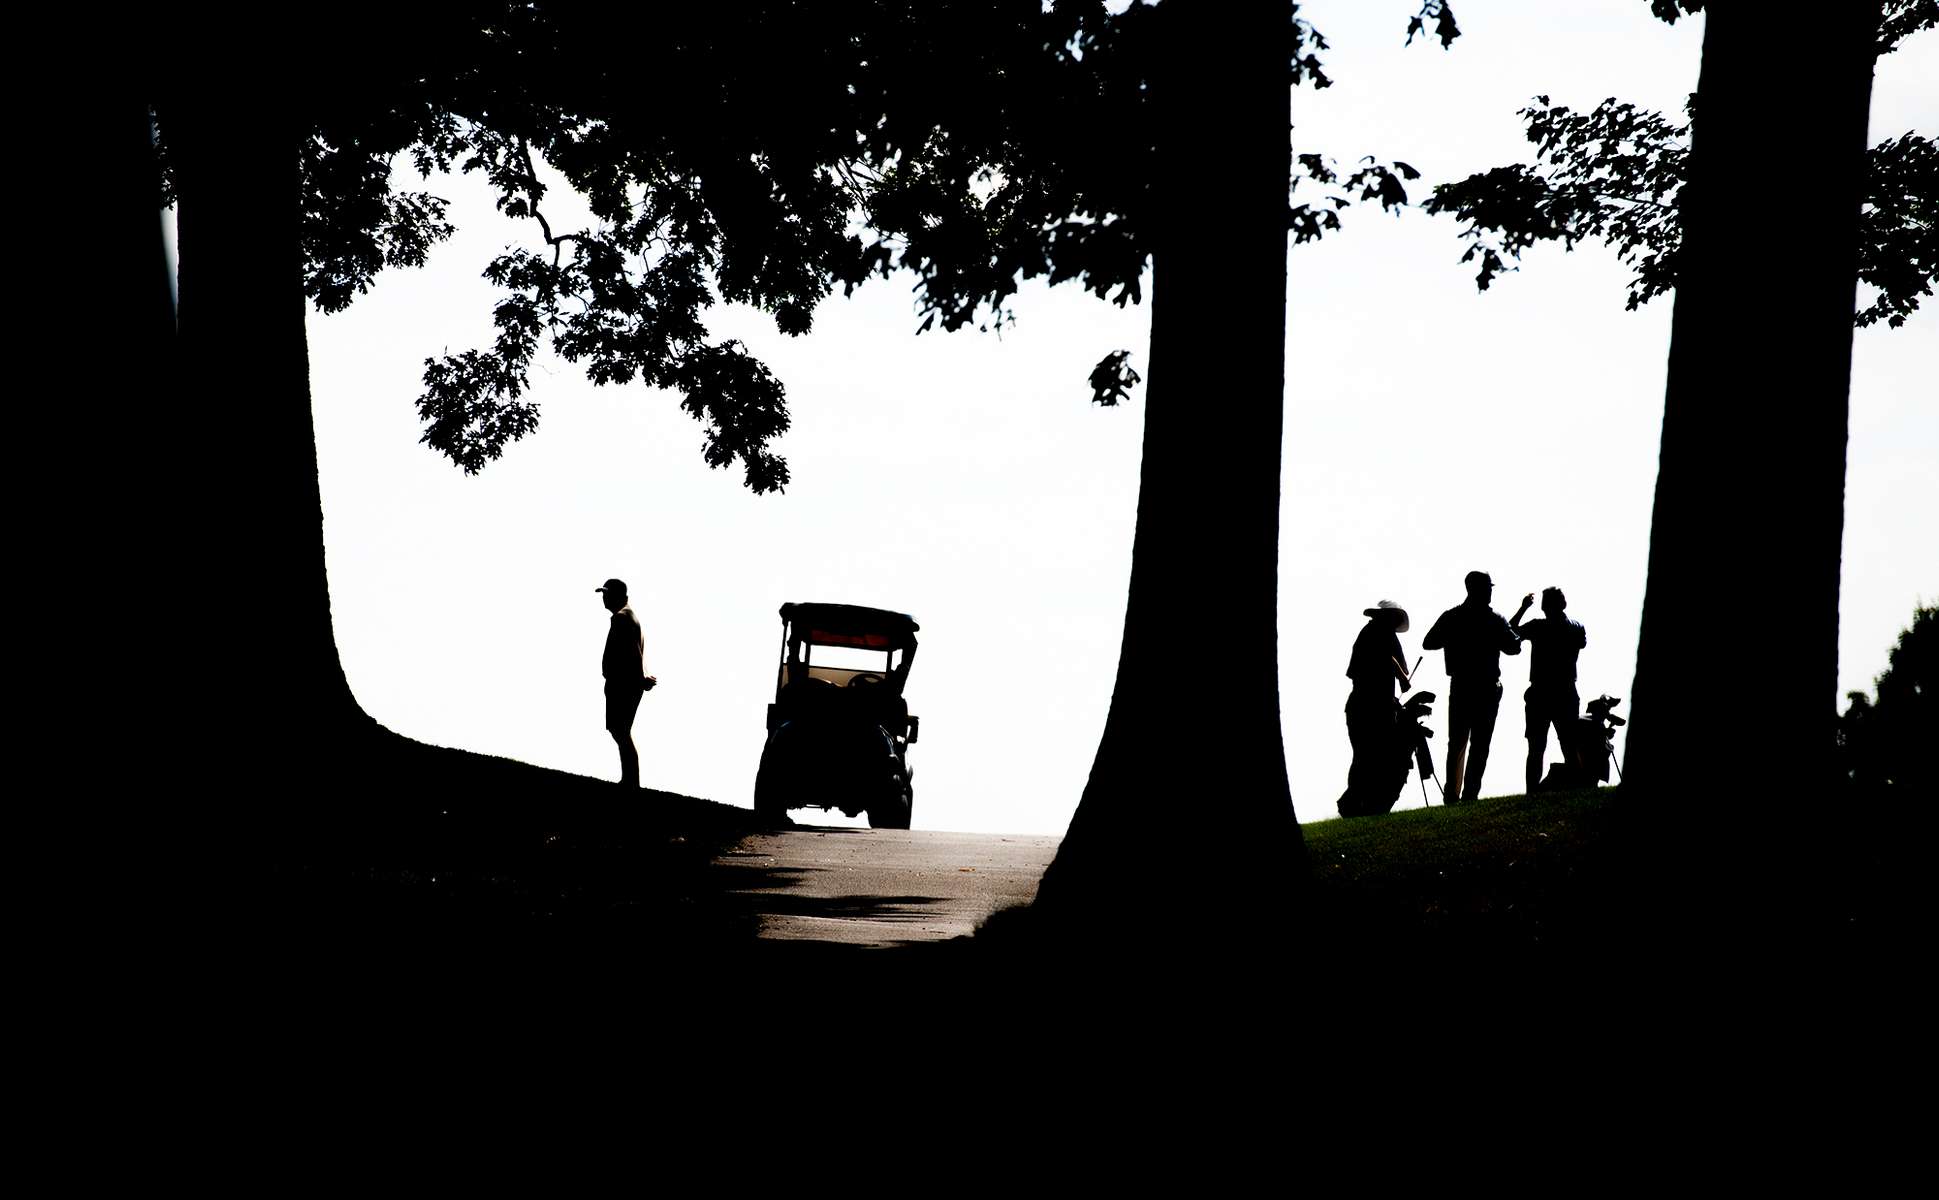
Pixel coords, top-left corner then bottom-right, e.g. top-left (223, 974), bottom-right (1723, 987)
top-left (301, 1), bottom-right (1936, 833)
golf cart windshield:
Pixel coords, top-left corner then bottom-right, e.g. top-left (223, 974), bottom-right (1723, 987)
top-left (775, 602), bottom-right (919, 695)
top-left (777, 645), bottom-right (908, 690)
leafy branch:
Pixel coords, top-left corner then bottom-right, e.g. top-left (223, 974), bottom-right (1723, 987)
top-left (272, 3), bottom-right (1493, 490)
top-left (1424, 95), bottom-right (1688, 304)
top-left (1404, 1), bottom-right (1461, 50)
top-left (1425, 91), bottom-right (1937, 327)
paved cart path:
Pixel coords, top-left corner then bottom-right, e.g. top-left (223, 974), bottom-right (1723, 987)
top-left (711, 827), bottom-right (1061, 947)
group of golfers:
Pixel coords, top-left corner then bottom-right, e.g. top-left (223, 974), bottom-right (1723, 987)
top-left (594, 567), bottom-right (1592, 814)
top-left (1342, 571), bottom-right (1587, 817)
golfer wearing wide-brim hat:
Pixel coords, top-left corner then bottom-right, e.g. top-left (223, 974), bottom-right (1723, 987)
top-left (1362, 599), bottom-right (1410, 632)
top-left (1339, 599), bottom-right (1414, 817)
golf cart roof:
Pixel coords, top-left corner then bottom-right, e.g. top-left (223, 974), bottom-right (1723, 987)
top-left (780, 602), bottom-right (920, 650)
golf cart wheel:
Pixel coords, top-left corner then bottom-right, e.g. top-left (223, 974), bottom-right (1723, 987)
top-left (753, 768), bottom-right (790, 825)
top-left (868, 781), bottom-right (912, 830)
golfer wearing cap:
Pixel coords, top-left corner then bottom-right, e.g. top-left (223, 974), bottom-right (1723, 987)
top-left (1512, 586), bottom-right (1587, 793)
top-left (1339, 599), bottom-right (1413, 817)
top-left (597, 578), bottom-right (657, 789)
top-left (1421, 571), bottom-right (1522, 803)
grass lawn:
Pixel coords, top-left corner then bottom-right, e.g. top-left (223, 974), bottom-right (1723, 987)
top-left (193, 742), bottom-right (1915, 1072)
top-left (1303, 788), bottom-right (1620, 956)
top-left (221, 730), bottom-right (1907, 989)
top-left (231, 731), bottom-right (1621, 957)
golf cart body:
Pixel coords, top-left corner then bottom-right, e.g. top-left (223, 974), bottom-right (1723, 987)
top-left (753, 602), bottom-right (920, 828)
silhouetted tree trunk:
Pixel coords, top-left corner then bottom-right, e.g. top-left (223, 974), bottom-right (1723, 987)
top-left (158, 84), bottom-right (376, 784)
top-left (1622, 3), bottom-right (1879, 946)
top-left (1033, 4), bottom-right (1305, 953)
top-left (78, 94), bottom-right (183, 802)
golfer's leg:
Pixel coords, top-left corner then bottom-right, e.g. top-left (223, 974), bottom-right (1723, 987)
top-left (1341, 706), bottom-right (1367, 816)
top-left (615, 731), bottom-right (640, 789)
top-left (607, 686), bottom-right (644, 789)
top-left (1560, 688), bottom-right (1584, 773)
top-left (1466, 682), bottom-right (1501, 801)
top-left (1525, 689), bottom-right (1547, 794)
top-left (1446, 694), bottom-right (1469, 804)
top-left (1343, 701), bottom-right (1384, 816)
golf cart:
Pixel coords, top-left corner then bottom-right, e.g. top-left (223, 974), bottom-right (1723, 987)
top-left (753, 602), bottom-right (920, 829)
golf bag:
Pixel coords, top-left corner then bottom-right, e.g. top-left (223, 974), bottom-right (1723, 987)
top-left (1538, 693), bottom-right (1624, 789)
top-left (1339, 691), bottom-right (1439, 817)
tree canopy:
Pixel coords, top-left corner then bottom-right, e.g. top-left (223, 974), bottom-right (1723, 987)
top-left (158, 1), bottom-right (1434, 494)
top-left (1423, 3), bottom-right (1937, 327)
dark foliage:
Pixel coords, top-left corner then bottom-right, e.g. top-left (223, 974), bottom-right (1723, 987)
top-left (162, 5), bottom-right (906, 490)
top-left (396, 6), bottom-right (889, 491)
top-left (1291, 153), bottom-right (1423, 246)
top-left (857, 3), bottom-right (1431, 419)
top-left (1087, 350), bottom-right (1140, 408)
top-left (1837, 605), bottom-right (1936, 796)
top-left (1423, 5), bottom-right (1936, 326)
top-left (1856, 131), bottom-right (1939, 328)
top-left (1426, 95), bottom-right (1936, 326)
top-left (301, 137), bottom-right (457, 315)
top-left (1880, 0), bottom-right (1939, 52)
top-left (1404, 1), bottom-right (1462, 50)
top-left (1424, 95), bottom-right (1686, 303)
top-left (1647, 0), bottom-right (1705, 23)
top-left (154, 1), bottom-right (1455, 492)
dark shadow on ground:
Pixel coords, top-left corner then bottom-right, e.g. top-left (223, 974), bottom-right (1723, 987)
top-left (711, 862), bottom-right (946, 924)
top-left (705, 857), bottom-right (948, 937)
top-left (202, 760), bottom-right (1917, 1030)
top-left (752, 822), bottom-right (878, 835)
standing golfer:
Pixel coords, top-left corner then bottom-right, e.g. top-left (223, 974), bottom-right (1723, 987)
top-left (1421, 571), bottom-right (1522, 803)
top-left (597, 578), bottom-right (657, 789)
top-left (1513, 586), bottom-right (1587, 793)
top-left (1339, 599), bottom-right (1414, 817)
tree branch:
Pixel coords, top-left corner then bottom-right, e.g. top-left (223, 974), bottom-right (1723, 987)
top-left (1572, 187), bottom-right (1677, 211)
top-left (516, 136), bottom-right (587, 269)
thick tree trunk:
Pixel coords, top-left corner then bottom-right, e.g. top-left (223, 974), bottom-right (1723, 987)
top-left (74, 95), bottom-right (182, 797)
top-left (159, 84), bottom-right (377, 786)
top-left (1621, 4), bottom-right (1878, 947)
top-left (1033, 4), bottom-right (1304, 954)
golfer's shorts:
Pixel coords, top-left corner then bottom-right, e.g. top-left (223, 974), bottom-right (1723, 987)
top-left (1524, 685), bottom-right (1580, 742)
top-left (605, 683), bottom-right (644, 733)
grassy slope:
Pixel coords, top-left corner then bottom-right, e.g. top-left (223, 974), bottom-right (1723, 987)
top-left (235, 724), bottom-right (1620, 957)
top-left (223, 727), bottom-right (766, 953)
top-left (1303, 788), bottom-right (1619, 959)
top-left (229, 738), bottom-right (1907, 983)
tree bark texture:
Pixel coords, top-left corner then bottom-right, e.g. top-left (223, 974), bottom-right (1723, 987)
top-left (1034, 3), bottom-right (1305, 952)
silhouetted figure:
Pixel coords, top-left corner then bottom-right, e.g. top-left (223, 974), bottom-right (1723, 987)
top-left (1339, 600), bottom-right (1413, 817)
top-left (1421, 571), bottom-right (1522, 803)
top-left (597, 578), bottom-right (657, 789)
top-left (1512, 586), bottom-right (1587, 794)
